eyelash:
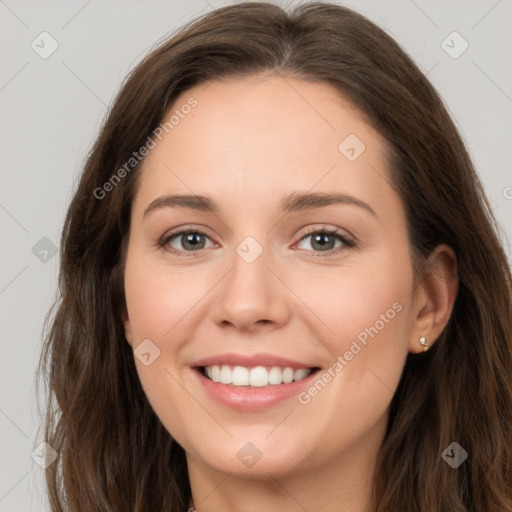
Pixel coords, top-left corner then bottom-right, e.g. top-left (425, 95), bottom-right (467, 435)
top-left (156, 225), bottom-right (357, 258)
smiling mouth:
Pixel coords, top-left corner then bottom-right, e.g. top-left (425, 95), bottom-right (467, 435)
top-left (197, 365), bottom-right (321, 388)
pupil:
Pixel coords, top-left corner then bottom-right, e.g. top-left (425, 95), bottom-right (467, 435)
top-left (184, 233), bottom-right (203, 250)
top-left (314, 234), bottom-right (334, 250)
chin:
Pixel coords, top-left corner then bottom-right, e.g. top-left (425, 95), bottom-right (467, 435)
top-left (185, 432), bottom-right (313, 477)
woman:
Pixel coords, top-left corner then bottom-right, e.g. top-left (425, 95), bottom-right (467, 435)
top-left (37, 2), bottom-right (512, 511)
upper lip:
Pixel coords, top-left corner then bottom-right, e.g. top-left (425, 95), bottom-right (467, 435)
top-left (190, 353), bottom-right (318, 370)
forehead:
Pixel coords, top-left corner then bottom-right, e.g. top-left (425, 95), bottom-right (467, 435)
top-left (133, 74), bottom-right (396, 217)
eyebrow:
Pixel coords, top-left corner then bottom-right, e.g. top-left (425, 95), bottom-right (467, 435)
top-left (143, 191), bottom-right (377, 218)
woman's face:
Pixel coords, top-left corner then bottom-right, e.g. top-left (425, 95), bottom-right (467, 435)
top-left (123, 73), bottom-right (421, 479)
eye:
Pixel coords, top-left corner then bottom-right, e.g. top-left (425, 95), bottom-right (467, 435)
top-left (156, 225), bottom-right (356, 257)
top-left (158, 229), bottom-right (214, 255)
top-left (295, 226), bottom-right (356, 256)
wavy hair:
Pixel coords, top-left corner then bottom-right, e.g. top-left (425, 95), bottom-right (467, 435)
top-left (37, 2), bottom-right (512, 510)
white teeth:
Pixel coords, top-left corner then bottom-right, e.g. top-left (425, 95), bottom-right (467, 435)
top-left (219, 365), bottom-right (231, 384)
top-left (203, 364), bottom-right (313, 387)
top-left (294, 369), bottom-right (310, 381)
top-left (249, 366), bottom-right (268, 387)
top-left (282, 367), bottom-right (294, 384)
top-left (268, 366), bottom-right (283, 385)
top-left (232, 366), bottom-right (249, 386)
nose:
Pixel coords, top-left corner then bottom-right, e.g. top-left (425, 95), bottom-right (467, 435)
top-left (209, 239), bottom-right (291, 333)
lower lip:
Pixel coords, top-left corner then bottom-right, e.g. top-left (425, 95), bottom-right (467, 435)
top-left (193, 368), bottom-right (319, 410)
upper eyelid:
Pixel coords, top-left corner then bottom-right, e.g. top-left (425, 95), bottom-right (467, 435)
top-left (161, 225), bottom-right (351, 239)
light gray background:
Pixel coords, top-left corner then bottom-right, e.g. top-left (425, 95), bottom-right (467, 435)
top-left (1, 0), bottom-right (511, 510)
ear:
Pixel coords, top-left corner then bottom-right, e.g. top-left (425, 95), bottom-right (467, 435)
top-left (409, 244), bottom-right (458, 353)
top-left (122, 308), bottom-right (134, 348)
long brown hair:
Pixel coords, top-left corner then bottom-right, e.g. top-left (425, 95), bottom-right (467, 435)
top-left (36, 2), bottom-right (512, 510)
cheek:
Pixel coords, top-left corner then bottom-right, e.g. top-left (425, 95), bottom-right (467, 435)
top-left (123, 251), bottom-right (210, 447)
top-left (290, 247), bottom-right (413, 409)
top-left (284, 265), bottom-right (412, 467)
top-left (124, 251), bottom-right (206, 344)
top-left (293, 249), bottom-right (413, 348)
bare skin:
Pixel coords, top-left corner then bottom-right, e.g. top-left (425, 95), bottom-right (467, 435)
top-left (122, 71), bottom-right (458, 512)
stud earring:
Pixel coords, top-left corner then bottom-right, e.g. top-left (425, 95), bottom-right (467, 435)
top-left (419, 336), bottom-right (429, 351)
